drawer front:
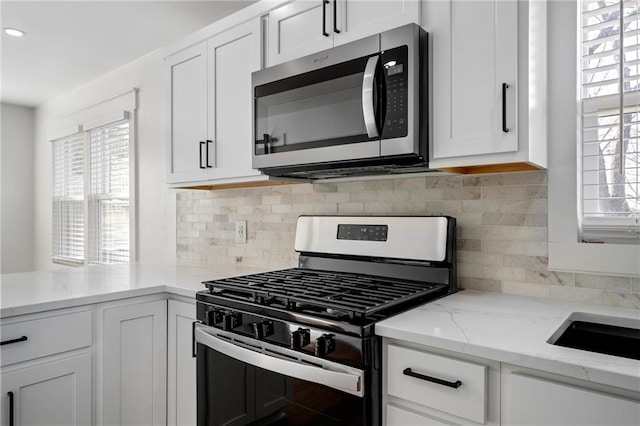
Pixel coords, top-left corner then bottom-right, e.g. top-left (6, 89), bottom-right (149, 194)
top-left (387, 344), bottom-right (487, 423)
top-left (387, 404), bottom-right (450, 426)
top-left (1, 309), bottom-right (93, 366)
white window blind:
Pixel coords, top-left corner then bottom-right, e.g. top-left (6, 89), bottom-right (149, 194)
top-left (581, 0), bottom-right (640, 243)
top-left (88, 120), bottom-right (130, 264)
top-left (52, 133), bottom-right (85, 265)
top-left (51, 117), bottom-right (131, 265)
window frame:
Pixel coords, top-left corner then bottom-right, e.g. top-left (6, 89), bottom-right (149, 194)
top-left (51, 112), bottom-right (136, 266)
top-left (578, 0), bottom-right (640, 243)
top-left (51, 132), bottom-right (86, 266)
top-left (547, 0), bottom-right (639, 276)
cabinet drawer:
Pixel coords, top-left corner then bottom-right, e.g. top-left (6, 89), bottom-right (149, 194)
top-left (387, 344), bottom-right (487, 423)
top-left (1, 309), bottom-right (92, 366)
top-left (387, 404), bottom-right (450, 426)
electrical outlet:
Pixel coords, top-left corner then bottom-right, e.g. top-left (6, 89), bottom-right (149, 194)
top-left (235, 220), bottom-right (247, 244)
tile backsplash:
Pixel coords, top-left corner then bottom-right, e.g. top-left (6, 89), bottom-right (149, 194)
top-left (177, 171), bottom-right (640, 309)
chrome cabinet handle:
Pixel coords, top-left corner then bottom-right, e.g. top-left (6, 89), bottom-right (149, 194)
top-left (502, 83), bottom-right (510, 133)
top-left (362, 55), bottom-right (380, 138)
top-left (0, 336), bottom-right (27, 346)
top-left (403, 367), bottom-right (462, 389)
top-left (322, 0), bottom-right (330, 37)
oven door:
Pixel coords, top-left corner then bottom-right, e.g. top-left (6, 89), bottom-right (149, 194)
top-left (194, 324), bottom-right (371, 426)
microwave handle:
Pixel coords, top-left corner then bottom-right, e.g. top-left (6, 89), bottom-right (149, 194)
top-left (362, 55), bottom-right (380, 138)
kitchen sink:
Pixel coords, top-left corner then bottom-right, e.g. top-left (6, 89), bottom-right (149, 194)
top-left (548, 312), bottom-right (640, 360)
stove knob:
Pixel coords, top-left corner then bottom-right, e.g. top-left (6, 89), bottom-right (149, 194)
top-left (315, 334), bottom-right (336, 357)
top-left (290, 328), bottom-right (311, 350)
top-left (223, 312), bottom-right (242, 331)
top-left (252, 321), bottom-right (274, 340)
top-left (207, 309), bottom-right (224, 327)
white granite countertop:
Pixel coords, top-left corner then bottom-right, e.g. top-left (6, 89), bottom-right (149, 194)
top-left (0, 263), bottom-right (272, 318)
top-left (376, 290), bottom-right (640, 393)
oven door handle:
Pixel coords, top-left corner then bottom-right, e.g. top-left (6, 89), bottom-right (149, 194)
top-left (362, 55), bottom-right (380, 138)
top-left (194, 326), bottom-right (364, 397)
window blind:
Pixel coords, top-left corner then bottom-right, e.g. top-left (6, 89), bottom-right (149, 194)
top-left (52, 133), bottom-right (85, 265)
top-left (88, 120), bottom-right (130, 264)
top-left (581, 0), bottom-right (640, 243)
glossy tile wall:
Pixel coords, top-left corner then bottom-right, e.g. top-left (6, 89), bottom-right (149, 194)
top-left (176, 171), bottom-right (640, 309)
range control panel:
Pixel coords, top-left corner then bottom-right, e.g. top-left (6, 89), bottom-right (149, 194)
top-left (337, 224), bottom-right (388, 241)
top-left (195, 300), bottom-right (364, 366)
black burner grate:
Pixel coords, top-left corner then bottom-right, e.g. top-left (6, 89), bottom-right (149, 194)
top-left (203, 268), bottom-right (447, 319)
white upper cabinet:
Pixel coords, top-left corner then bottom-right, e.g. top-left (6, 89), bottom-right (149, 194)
top-left (334, 0), bottom-right (421, 47)
top-left (166, 18), bottom-right (265, 186)
top-left (426, 0), bottom-right (547, 173)
top-left (166, 42), bottom-right (208, 184)
top-left (207, 19), bottom-right (264, 181)
top-left (268, 0), bottom-right (420, 66)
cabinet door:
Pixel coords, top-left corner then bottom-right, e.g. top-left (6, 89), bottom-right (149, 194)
top-left (508, 374), bottom-right (640, 426)
top-left (386, 404), bottom-right (451, 426)
top-left (1, 353), bottom-right (92, 426)
top-left (207, 19), bottom-right (263, 181)
top-left (167, 300), bottom-right (196, 426)
top-left (334, 0), bottom-right (420, 46)
top-left (98, 299), bottom-right (167, 426)
top-left (267, 0), bottom-right (334, 66)
top-left (430, 0), bottom-right (518, 160)
top-left (167, 42), bottom-right (209, 183)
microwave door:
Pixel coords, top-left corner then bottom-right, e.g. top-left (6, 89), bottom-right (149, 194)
top-left (253, 54), bottom-right (382, 170)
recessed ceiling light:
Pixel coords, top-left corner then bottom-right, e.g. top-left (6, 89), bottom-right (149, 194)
top-left (4, 28), bottom-right (26, 37)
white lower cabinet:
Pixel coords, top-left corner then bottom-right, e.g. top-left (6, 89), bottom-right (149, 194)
top-left (503, 371), bottom-right (640, 426)
top-left (1, 352), bottom-right (92, 425)
top-left (167, 298), bottom-right (197, 426)
top-left (384, 338), bottom-right (640, 426)
top-left (383, 339), bottom-right (500, 426)
top-left (97, 296), bottom-right (168, 426)
top-left (0, 307), bottom-right (93, 426)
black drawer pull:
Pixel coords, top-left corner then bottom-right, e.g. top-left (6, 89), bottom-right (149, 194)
top-left (192, 321), bottom-right (198, 358)
top-left (322, 0), bottom-right (330, 37)
top-left (403, 368), bottom-right (462, 389)
top-left (1, 336), bottom-right (28, 346)
top-left (8, 391), bottom-right (14, 426)
top-left (333, 0), bottom-right (340, 33)
top-left (199, 141), bottom-right (206, 169)
top-left (502, 82), bottom-right (510, 133)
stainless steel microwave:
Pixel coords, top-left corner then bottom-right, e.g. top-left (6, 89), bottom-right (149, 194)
top-left (252, 24), bottom-right (430, 179)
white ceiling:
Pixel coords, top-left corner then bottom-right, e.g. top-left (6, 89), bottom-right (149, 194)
top-left (1, 0), bottom-right (258, 107)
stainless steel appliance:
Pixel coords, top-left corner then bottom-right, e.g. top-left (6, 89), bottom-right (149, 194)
top-left (194, 215), bottom-right (456, 425)
top-left (252, 24), bottom-right (430, 179)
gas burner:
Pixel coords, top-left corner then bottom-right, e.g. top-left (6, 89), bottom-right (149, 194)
top-left (203, 268), bottom-right (449, 320)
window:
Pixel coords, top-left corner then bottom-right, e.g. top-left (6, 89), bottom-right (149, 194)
top-left (580, 0), bottom-right (640, 243)
top-left (52, 118), bottom-right (131, 265)
top-left (52, 133), bottom-right (85, 265)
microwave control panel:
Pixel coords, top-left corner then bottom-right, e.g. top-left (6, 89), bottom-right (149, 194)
top-left (381, 46), bottom-right (408, 139)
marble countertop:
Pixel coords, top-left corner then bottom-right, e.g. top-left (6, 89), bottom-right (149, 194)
top-left (376, 290), bottom-right (640, 393)
top-left (3, 266), bottom-right (639, 393)
top-left (0, 263), bottom-right (272, 318)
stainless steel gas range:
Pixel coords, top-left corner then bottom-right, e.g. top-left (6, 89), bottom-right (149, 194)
top-left (193, 215), bottom-right (456, 426)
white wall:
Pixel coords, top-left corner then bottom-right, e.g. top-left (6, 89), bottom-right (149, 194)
top-left (33, 50), bottom-right (176, 270)
top-left (1, 104), bottom-right (35, 273)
